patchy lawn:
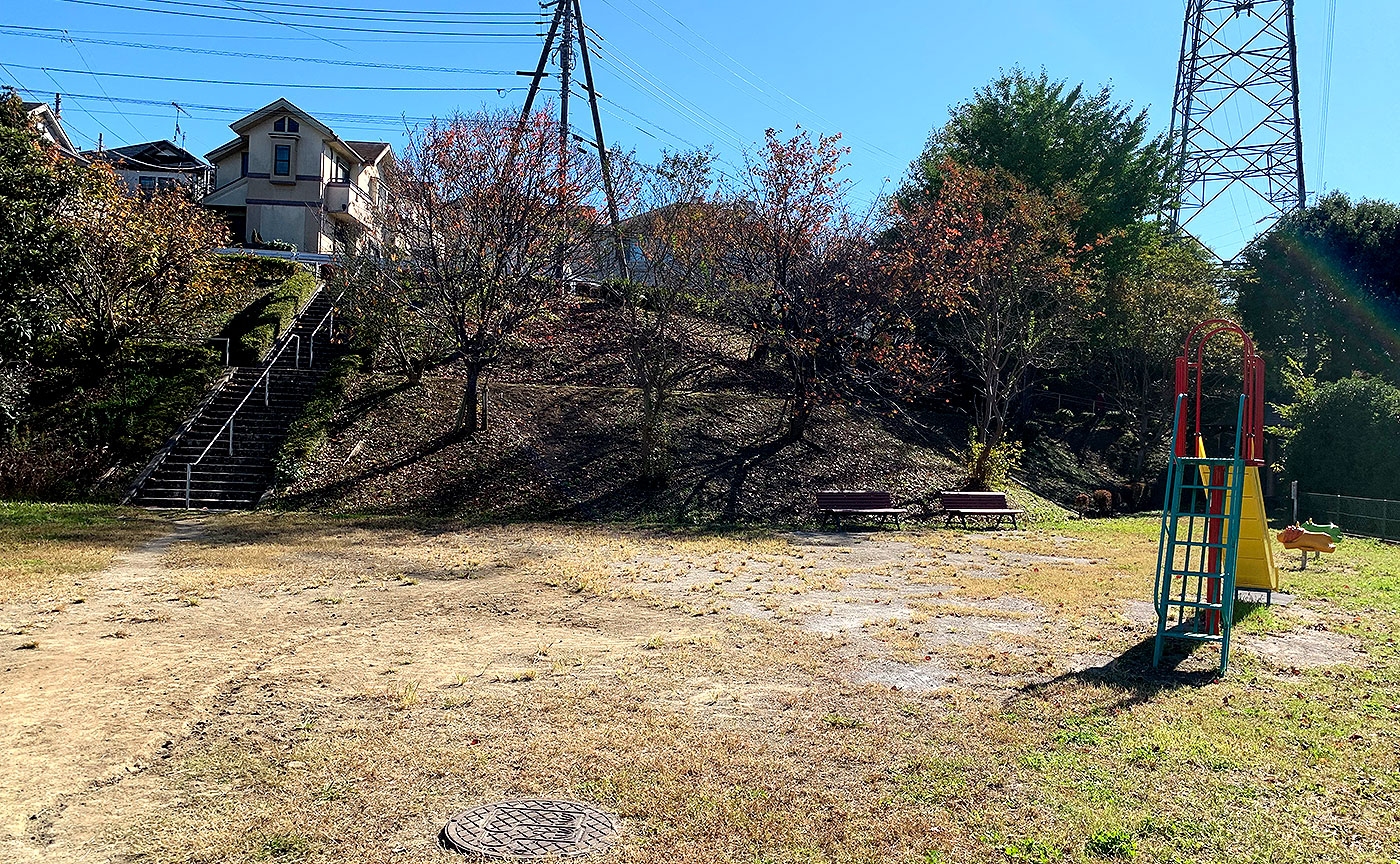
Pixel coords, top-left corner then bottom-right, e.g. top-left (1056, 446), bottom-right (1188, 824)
top-left (0, 509), bottom-right (1395, 863)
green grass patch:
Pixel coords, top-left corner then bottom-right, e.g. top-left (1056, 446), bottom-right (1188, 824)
top-left (220, 268), bottom-right (317, 365)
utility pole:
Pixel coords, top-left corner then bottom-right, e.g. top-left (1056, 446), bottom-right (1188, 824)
top-left (519, 0), bottom-right (629, 282)
top-left (1168, 0), bottom-right (1306, 262)
top-left (558, 0), bottom-right (573, 193)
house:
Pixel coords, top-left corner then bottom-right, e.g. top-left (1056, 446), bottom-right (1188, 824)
top-left (201, 98), bottom-right (392, 254)
top-left (82, 139), bottom-right (212, 197)
top-left (21, 99), bottom-right (86, 162)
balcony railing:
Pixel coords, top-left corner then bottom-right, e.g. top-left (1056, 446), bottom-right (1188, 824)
top-left (325, 180), bottom-right (374, 227)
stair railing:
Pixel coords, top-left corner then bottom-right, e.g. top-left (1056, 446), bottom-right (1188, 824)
top-left (182, 290), bottom-right (343, 508)
top-left (306, 301), bottom-right (337, 369)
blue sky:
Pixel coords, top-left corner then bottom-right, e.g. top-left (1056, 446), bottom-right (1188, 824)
top-left (2, 0), bottom-right (1395, 257)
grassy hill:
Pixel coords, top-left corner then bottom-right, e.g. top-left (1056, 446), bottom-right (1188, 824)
top-left (274, 298), bottom-right (1129, 523)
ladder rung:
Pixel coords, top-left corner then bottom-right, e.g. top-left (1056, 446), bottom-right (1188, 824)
top-left (1161, 599), bottom-right (1225, 611)
top-left (1168, 570), bottom-right (1223, 579)
top-left (1169, 540), bottom-right (1228, 549)
top-left (1160, 629), bottom-right (1225, 643)
top-left (1177, 457), bottom-right (1236, 466)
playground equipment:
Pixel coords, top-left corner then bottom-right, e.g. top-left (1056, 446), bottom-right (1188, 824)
top-left (1153, 320), bottom-right (1281, 675)
top-left (1277, 525), bottom-right (1337, 554)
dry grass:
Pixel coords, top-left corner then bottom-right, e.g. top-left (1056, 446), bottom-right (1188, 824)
top-left (0, 502), bottom-right (166, 603)
top-left (3, 509), bottom-right (1397, 863)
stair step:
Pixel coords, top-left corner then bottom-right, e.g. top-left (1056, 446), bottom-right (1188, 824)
top-left (129, 286), bottom-right (345, 511)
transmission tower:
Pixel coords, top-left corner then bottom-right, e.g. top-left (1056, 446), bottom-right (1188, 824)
top-left (519, 0), bottom-right (628, 279)
top-left (1169, 0), bottom-right (1306, 258)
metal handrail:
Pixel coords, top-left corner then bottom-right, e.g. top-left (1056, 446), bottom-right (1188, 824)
top-left (182, 289), bottom-right (340, 508)
top-left (306, 298), bottom-right (338, 369)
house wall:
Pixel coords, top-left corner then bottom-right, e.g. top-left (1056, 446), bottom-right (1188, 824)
top-left (203, 106), bottom-right (387, 254)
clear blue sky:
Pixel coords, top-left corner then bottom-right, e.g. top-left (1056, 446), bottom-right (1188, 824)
top-left (2, 0), bottom-right (1395, 257)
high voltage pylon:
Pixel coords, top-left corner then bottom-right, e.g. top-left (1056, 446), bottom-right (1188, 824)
top-left (519, 0), bottom-right (628, 279)
top-left (1169, 0), bottom-right (1306, 259)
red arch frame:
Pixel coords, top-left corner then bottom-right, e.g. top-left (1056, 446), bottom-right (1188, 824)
top-left (1173, 319), bottom-right (1265, 466)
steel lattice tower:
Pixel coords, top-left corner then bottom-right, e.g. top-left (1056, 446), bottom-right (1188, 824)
top-left (1169, 0), bottom-right (1306, 255)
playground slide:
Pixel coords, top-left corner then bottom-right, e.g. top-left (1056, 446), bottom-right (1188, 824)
top-left (1195, 441), bottom-right (1281, 592)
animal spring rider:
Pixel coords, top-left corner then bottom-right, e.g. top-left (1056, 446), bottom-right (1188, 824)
top-left (1152, 320), bottom-right (1281, 675)
top-left (1277, 521), bottom-right (1341, 569)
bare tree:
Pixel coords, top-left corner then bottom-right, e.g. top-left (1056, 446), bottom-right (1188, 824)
top-left (379, 107), bottom-right (607, 435)
top-left (614, 148), bottom-right (727, 485)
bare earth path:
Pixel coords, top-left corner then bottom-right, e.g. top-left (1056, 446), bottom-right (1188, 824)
top-left (1, 514), bottom-right (1392, 864)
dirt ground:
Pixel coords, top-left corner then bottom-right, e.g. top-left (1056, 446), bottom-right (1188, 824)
top-left (1, 512), bottom-right (1395, 864)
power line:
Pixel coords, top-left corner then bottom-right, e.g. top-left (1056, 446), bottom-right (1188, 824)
top-left (60, 31), bottom-right (146, 141)
top-left (0, 27), bottom-right (521, 74)
top-left (1317, 0), bottom-right (1338, 192)
top-left (207, 0), bottom-right (536, 14)
top-left (131, 0), bottom-right (542, 26)
top-left (52, 0), bottom-right (545, 37)
top-left (610, 0), bottom-right (905, 169)
top-left (8, 64), bottom-right (529, 92)
top-left (2, 26), bottom-right (539, 44)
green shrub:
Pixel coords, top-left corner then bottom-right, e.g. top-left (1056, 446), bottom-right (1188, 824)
top-left (219, 270), bottom-right (317, 365)
top-left (962, 431), bottom-right (1025, 491)
top-left (1282, 375), bottom-right (1400, 498)
top-left (275, 354), bottom-right (361, 485)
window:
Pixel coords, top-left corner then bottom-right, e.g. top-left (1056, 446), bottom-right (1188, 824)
top-left (287, 118), bottom-right (299, 133)
top-left (274, 117), bottom-right (285, 132)
top-left (274, 144), bottom-right (291, 176)
top-left (138, 176), bottom-right (156, 194)
top-left (240, 151), bottom-right (248, 177)
top-left (332, 154), bottom-right (349, 183)
top-left (157, 177), bottom-right (177, 192)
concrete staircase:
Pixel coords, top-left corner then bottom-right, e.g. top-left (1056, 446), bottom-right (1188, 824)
top-left (127, 288), bottom-right (339, 509)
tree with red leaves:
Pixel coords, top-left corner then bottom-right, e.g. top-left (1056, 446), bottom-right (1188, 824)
top-left (887, 160), bottom-right (1091, 488)
top-left (378, 107), bottom-right (608, 435)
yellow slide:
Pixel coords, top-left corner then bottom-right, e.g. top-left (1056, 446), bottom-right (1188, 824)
top-left (1195, 441), bottom-right (1280, 592)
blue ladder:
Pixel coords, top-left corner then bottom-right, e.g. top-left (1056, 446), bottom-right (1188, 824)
top-left (1152, 394), bottom-right (1248, 675)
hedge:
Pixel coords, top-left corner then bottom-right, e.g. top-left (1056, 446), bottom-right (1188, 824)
top-left (274, 353), bottom-right (362, 485)
top-left (219, 270), bottom-right (318, 365)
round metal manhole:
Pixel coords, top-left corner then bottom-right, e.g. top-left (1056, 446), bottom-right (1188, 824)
top-left (441, 799), bottom-right (620, 859)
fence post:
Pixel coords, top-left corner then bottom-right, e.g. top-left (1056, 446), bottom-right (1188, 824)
top-left (228, 418), bottom-right (234, 456)
top-left (264, 373), bottom-right (270, 406)
top-left (185, 463), bottom-right (191, 510)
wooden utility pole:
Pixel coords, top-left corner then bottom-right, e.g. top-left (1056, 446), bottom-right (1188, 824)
top-left (518, 0), bottom-right (629, 283)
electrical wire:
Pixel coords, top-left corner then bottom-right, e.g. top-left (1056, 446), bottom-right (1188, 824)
top-left (52, 0), bottom-right (544, 37)
top-left (132, 0), bottom-right (541, 26)
top-left (0, 27), bottom-right (519, 75)
top-left (61, 31), bottom-right (146, 140)
top-left (615, 0), bottom-right (904, 169)
top-left (1316, 0), bottom-right (1337, 192)
top-left (8, 64), bottom-right (530, 92)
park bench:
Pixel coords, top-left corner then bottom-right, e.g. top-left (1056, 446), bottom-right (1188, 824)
top-left (938, 491), bottom-right (1024, 529)
top-left (815, 490), bottom-right (907, 528)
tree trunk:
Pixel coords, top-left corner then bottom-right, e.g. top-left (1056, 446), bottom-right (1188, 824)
top-left (456, 363), bottom-right (482, 435)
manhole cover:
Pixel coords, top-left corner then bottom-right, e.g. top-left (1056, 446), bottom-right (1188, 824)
top-left (441, 799), bottom-right (619, 859)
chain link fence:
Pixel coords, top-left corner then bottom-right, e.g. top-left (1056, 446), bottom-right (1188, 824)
top-left (1298, 492), bottom-right (1400, 542)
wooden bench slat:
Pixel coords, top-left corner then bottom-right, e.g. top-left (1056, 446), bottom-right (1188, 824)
top-left (815, 490), bottom-right (905, 527)
top-left (937, 491), bottom-right (1023, 529)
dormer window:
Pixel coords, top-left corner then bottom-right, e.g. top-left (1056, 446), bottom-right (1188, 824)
top-left (274, 116), bottom-right (300, 133)
top-left (288, 118), bottom-right (299, 132)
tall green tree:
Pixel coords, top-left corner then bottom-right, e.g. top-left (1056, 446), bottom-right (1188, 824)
top-left (1278, 375), bottom-right (1400, 499)
top-left (1236, 192), bottom-right (1400, 389)
top-left (0, 89), bottom-right (82, 362)
top-left (1091, 226), bottom-right (1228, 478)
top-left (904, 69), bottom-right (1173, 260)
